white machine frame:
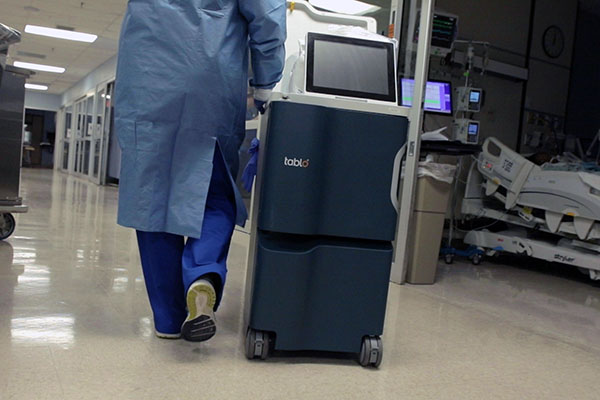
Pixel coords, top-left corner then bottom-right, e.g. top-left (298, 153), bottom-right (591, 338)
top-left (391, 0), bottom-right (436, 284)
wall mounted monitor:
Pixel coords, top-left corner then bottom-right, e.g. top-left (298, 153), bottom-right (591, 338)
top-left (305, 32), bottom-right (397, 103)
top-left (400, 78), bottom-right (453, 114)
top-left (431, 13), bottom-right (459, 51)
top-left (413, 11), bottom-right (459, 56)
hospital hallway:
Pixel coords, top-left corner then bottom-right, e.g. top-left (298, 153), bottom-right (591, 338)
top-left (0, 168), bottom-right (599, 400)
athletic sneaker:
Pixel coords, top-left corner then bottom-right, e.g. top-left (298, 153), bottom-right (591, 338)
top-left (154, 330), bottom-right (181, 340)
top-left (181, 279), bottom-right (217, 342)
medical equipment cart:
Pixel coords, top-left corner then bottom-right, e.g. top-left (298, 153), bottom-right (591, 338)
top-left (241, 2), bottom-right (415, 367)
top-left (0, 65), bottom-right (30, 240)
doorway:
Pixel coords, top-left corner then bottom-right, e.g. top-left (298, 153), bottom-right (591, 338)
top-left (23, 109), bottom-right (56, 168)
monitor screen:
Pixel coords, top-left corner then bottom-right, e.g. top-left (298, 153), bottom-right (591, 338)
top-left (469, 90), bottom-right (481, 104)
top-left (468, 122), bottom-right (479, 135)
top-left (431, 14), bottom-right (458, 50)
top-left (468, 122), bottom-right (479, 143)
top-left (400, 79), bottom-right (453, 114)
top-left (306, 33), bottom-right (396, 103)
top-left (414, 13), bottom-right (458, 51)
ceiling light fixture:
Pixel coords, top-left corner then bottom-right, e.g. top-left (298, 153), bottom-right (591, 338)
top-left (25, 83), bottom-right (49, 91)
top-left (25, 25), bottom-right (97, 43)
top-left (14, 61), bottom-right (66, 73)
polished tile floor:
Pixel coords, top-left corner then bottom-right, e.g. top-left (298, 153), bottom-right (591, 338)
top-left (1, 169), bottom-right (600, 399)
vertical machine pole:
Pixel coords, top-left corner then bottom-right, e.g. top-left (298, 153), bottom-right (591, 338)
top-left (388, 0), bottom-right (404, 41)
top-left (391, 0), bottom-right (435, 284)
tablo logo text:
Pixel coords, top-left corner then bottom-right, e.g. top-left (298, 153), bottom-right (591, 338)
top-left (284, 157), bottom-right (310, 168)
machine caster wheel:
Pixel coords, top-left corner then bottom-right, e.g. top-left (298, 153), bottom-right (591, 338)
top-left (245, 328), bottom-right (270, 360)
top-left (444, 254), bottom-right (454, 264)
top-left (0, 213), bottom-right (15, 240)
top-left (471, 254), bottom-right (483, 265)
top-left (359, 336), bottom-right (383, 368)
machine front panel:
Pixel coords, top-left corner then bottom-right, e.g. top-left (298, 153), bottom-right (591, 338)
top-left (258, 101), bottom-right (408, 242)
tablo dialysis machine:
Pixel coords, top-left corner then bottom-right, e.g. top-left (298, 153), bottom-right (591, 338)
top-left (243, 3), bottom-right (409, 367)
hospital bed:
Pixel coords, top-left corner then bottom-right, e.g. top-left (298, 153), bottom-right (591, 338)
top-left (462, 137), bottom-right (600, 281)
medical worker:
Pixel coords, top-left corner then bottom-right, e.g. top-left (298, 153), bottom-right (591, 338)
top-left (114, 0), bottom-right (286, 341)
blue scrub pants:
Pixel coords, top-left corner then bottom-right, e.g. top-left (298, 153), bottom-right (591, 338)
top-left (136, 150), bottom-right (236, 335)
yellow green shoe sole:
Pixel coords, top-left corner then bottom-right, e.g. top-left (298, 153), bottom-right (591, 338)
top-left (181, 280), bottom-right (217, 342)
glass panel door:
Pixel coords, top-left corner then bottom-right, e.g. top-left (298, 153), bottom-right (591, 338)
top-left (91, 87), bottom-right (106, 182)
top-left (62, 83), bottom-right (115, 183)
top-left (73, 99), bottom-right (85, 174)
top-left (101, 82), bottom-right (117, 185)
top-left (79, 100), bottom-right (86, 174)
top-left (82, 96), bottom-right (94, 176)
top-left (91, 81), bottom-right (116, 185)
top-left (62, 105), bottom-right (73, 171)
top-left (72, 96), bottom-right (94, 176)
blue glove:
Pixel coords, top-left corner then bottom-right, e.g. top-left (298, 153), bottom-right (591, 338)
top-left (241, 138), bottom-right (260, 192)
top-left (254, 99), bottom-right (267, 115)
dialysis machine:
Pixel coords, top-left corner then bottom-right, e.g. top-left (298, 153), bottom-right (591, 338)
top-left (0, 23), bottom-right (29, 240)
top-left (243, 9), bottom-right (409, 366)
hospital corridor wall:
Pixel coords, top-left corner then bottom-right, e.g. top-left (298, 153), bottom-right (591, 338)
top-left (429, 0), bottom-right (578, 151)
top-left (566, 8), bottom-right (600, 144)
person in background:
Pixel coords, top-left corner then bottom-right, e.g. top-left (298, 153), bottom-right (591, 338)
top-left (114, 0), bottom-right (286, 341)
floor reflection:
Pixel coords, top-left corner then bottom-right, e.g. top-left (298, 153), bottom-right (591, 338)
top-left (11, 315), bottom-right (75, 347)
top-left (0, 169), bottom-right (599, 399)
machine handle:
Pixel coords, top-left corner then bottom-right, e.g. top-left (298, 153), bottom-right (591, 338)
top-left (390, 145), bottom-right (406, 212)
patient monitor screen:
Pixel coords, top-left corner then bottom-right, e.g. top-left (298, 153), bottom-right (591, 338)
top-left (306, 33), bottom-right (396, 103)
top-left (401, 79), bottom-right (453, 114)
top-left (431, 14), bottom-right (458, 50)
top-left (470, 90), bottom-right (481, 104)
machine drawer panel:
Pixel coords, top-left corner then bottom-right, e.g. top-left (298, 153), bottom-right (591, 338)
top-left (249, 232), bottom-right (393, 353)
